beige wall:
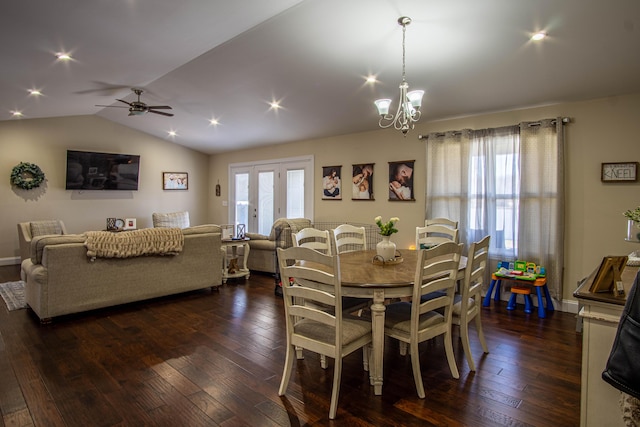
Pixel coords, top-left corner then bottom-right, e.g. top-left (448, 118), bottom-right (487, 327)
top-left (209, 92), bottom-right (640, 306)
top-left (1, 115), bottom-right (209, 261)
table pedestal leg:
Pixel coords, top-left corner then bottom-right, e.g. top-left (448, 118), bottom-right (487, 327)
top-left (370, 289), bottom-right (386, 395)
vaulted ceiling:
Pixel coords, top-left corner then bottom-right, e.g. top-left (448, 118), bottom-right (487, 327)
top-left (2, 0), bottom-right (640, 154)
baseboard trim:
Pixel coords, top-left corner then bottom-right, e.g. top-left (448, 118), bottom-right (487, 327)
top-left (561, 299), bottom-right (580, 314)
top-left (0, 257), bottom-right (20, 266)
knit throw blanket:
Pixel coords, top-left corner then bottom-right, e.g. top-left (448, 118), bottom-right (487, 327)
top-left (85, 228), bottom-right (184, 259)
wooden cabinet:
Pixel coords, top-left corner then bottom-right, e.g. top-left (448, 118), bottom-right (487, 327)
top-left (574, 266), bottom-right (638, 427)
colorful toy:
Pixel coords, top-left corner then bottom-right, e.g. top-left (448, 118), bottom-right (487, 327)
top-left (494, 259), bottom-right (544, 281)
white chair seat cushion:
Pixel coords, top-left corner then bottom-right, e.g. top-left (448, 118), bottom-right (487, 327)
top-left (294, 317), bottom-right (371, 345)
top-left (384, 301), bottom-right (444, 334)
top-left (452, 294), bottom-right (476, 316)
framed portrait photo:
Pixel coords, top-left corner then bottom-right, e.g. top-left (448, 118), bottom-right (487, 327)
top-left (352, 163), bottom-right (374, 200)
top-left (322, 166), bottom-right (342, 200)
top-left (163, 172), bottom-right (188, 190)
top-left (388, 160), bottom-right (415, 201)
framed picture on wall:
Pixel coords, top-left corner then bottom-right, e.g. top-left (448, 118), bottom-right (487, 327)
top-left (388, 160), bottom-right (415, 201)
top-left (352, 163), bottom-right (374, 200)
top-left (162, 172), bottom-right (188, 190)
top-left (322, 166), bottom-right (342, 200)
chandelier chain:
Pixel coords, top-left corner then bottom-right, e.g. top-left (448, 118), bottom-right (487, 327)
top-left (373, 16), bottom-right (424, 136)
top-left (402, 22), bottom-right (407, 82)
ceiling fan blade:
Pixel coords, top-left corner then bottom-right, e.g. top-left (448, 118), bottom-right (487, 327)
top-left (95, 104), bottom-right (129, 108)
top-left (75, 82), bottom-right (132, 95)
top-left (146, 105), bottom-right (172, 110)
top-left (116, 99), bottom-right (132, 106)
top-left (148, 109), bottom-right (174, 117)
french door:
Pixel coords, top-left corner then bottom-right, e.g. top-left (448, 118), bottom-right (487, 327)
top-left (229, 156), bottom-right (313, 235)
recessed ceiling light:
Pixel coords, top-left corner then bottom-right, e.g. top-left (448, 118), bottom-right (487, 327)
top-left (11, 111), bottom-right (23, 117)
top-left (167, 130), bottom-right (177, 137)
top-left (28, 89), bottom-right (42, 96)
top-left (531, 32), bottom-right (547, 41)
top-left (366, 75), bottom-right (377, 84)
top-left (269, 100), bottom-right (281, 110)
top-left (209, 118), bottom-right (219, 126)
top-left (56, 52), bottom-right (72, 60)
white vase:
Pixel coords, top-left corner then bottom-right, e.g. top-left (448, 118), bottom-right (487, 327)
top-left (376, 235), bottom-right (396, 261)
top-left (627, 219), bottom-right (640, 241)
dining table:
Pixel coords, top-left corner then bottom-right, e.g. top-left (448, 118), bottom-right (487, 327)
top-left (330, 249), bottom-right (467, 396)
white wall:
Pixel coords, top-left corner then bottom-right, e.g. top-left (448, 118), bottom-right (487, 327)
top-left (1, 115), bottom-right (209, 262)
top-left (209, 92), bottom-right (640, 305)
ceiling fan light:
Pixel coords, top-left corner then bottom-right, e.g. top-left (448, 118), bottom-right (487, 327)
top-left (374, 99), bottom-right (392, 116)
top-left (407, 90), bottom-right (424, 108)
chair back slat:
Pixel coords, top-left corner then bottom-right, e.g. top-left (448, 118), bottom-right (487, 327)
top-left (333, 224), bottom-right (367, 254)
top-left (293, 227), bottom-right (333, 255)
top-left (416, 224), bottom-right (459, 249)
top-left (425, 217), bottom-right (458, 228)
top-left (412, 241), bottom-right (462, 319)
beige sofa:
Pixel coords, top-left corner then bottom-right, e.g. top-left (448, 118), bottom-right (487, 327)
top-left (21, 225), bottom-right (223, 322)
top-left (245, 218), bottom-right (311, 274)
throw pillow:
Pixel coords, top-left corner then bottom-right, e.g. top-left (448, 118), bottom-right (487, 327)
top-left (152, 211), bottom-right (190, 229)
top-left (30, 220), bottom-right (63, 237)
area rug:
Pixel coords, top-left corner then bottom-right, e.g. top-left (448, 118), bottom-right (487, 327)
top-left (0, 281), bottom-right (27, 311)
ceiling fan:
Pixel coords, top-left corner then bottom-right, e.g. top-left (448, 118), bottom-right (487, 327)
top-left (96, 88), bottom-right (174, 117)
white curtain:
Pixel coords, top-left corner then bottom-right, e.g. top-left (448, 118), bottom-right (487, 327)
top-left (425, 118), bottom-right (565, 300)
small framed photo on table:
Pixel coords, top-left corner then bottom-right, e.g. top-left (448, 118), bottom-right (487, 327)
top-left (163, 172), bottom-right (188, 190)
top-left (124, 218), bottom-right (137, 230)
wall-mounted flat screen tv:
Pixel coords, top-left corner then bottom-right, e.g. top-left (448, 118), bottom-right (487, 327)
top-left (66, 150), bottom-right (140, 190)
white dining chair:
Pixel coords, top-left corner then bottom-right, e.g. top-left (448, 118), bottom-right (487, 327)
top-left (333, 224), bottom-right (367, 254)
top-left (277, 246), bottom-right (372, 419)
top-left (293, 227), bottom-right (367, 368)
top-left (415, 224), bottom-right (459, 249)
top-left (383, 241), bottom-right (462, 398)
top-left (293, 227), bottom-right (333, 254)
top-left (452, 235), bottom-right (490, 371)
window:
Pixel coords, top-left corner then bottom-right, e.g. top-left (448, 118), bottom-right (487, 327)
top-left (469, 136), bottom-right (520, 254)
top-left (425, 119), bottom-right (564, 301)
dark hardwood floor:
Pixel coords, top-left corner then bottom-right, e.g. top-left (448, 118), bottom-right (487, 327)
top-left (0, 265), bottom-right (581, 426)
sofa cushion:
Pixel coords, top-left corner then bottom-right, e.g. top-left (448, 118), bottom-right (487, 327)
top-left (30, 234), bottom-right (86, 264)
top-left (249, 239), bottom-right (276, 251)
top-left (182, 224), bottom-right (221, 235)
top-left (30, 220), bottom-right (63, 237)
top-left (152, 211), bottom-right (190, 229)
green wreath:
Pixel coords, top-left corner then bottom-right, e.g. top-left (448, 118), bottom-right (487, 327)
top-left (10, 162), bottom-right (45, 190)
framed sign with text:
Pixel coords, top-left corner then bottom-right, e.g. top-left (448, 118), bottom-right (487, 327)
top-left (601, 162), bottom-right (638, 182)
